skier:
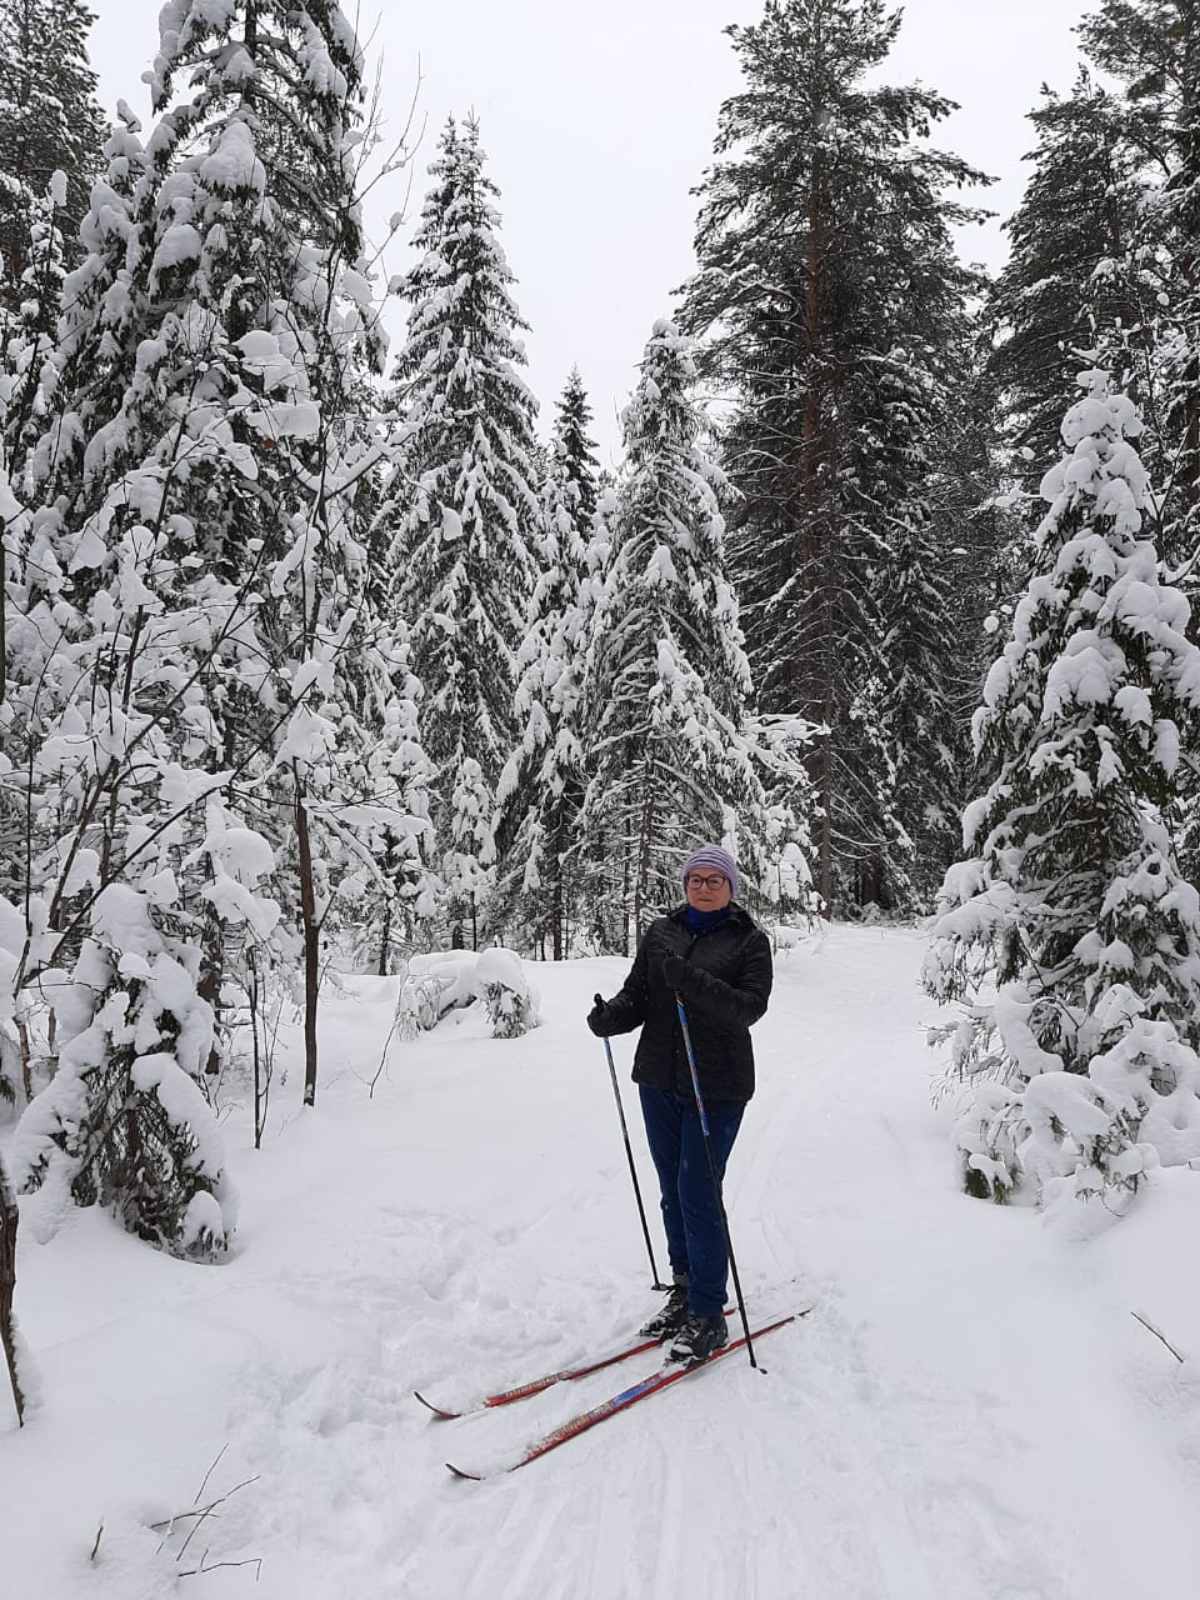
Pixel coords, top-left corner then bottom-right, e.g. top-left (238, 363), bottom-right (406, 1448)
top-left (587, 844), bottom-right (773, 1362)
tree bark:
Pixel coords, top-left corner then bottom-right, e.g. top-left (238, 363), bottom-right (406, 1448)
top-left (0, 1153), bottom-right (27, 1427)
top-left (377, 904), bottom-right (392, 976)
top-left (803, 141), bottom-right (835, 917)
top-left (295, 773), bottom-right (319, 1109)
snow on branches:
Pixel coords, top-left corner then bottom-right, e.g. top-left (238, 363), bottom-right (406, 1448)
top-left (925, 370), bottom-right (1200, 1207)
top-left (582, 318), bottom-right (814, 935)
top-left (379, 115), bottom-right (540, 944)
top-left (1, 0), bottom-right (436, 1252)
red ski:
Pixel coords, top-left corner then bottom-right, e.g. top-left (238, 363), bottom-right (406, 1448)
top-left (445, 1309), bottom-right (810, 1480)
top-left (413, 1304), bottom-right (734, 1419)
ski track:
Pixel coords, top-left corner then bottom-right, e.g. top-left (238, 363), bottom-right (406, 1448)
top-left (6, 927), bottom-right (1200, 1599)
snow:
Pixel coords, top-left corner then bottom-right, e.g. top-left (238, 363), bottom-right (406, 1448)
top-left (3, 927), bottom-right (1199, 1596)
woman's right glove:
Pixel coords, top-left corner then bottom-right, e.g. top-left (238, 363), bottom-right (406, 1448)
top-left (587, 993), bottom-right (612, 1037)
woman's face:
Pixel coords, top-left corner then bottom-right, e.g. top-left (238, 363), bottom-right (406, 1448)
top-left (685, 870), bottom-right (733, 912)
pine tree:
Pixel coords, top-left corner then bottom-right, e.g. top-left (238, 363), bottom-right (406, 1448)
top-left (680, 0), bottom-right (989, 914)
top-left (382, 115), bottom-right (540, 945)
top-left (0, 0), bottom-right (106, 309)
top-left (582, 318), bottom-right (811, 943)
top-left (924, 371), bottom-right (1200, 1204)
top-left (494, 368), bottom-right (602, 957)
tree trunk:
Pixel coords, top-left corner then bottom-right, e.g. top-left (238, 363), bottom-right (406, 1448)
top-left (803, 145), bottom-right (835, 918)
top-left (295, 774), bottom-right (319, 1109)
top-left (197, 907), bottom-right (223, 1076)
top-left (377, 904), bottom-right (392, 977)
top-left (551, 856), bottom-right (564, 962)
top-left (0, 1154), bottom-right (27, 1427)
top-left (248, 949), bottom-right (265, 1151)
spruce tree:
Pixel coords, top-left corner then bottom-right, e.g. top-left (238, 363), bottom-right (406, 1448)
top-left (1076, 1), bottom-right (1200, 581)
top-left (0, 0), bottom-right (106, 308)
top-left (494, 368), bottom-right (602, 957)
top-left (680, 0), bottom-right (989, 914)
top-left (0, 170), bottom-right (68, 504)
top-left (582, 318), bottom-right (810, 942)
top-left (1069, 1), bottom-right (1200, 889)
top-left (382, 115), bottom-right (540, 945)
top-left (985, 72), bottom-right (1142, 509)
top-left (924, 372), bottom-right (1200, 1204)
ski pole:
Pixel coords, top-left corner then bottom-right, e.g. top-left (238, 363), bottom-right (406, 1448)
top-left (596, 997), bottom-right (670, 1292)
top-left (674, 992), bottom-right (757, 1369)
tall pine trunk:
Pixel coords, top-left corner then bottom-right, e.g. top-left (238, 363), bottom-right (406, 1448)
top-left (804, 156), bottom-right (835, 914)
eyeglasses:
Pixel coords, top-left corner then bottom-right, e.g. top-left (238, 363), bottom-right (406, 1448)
top-left (686, 874), bottom-right (729, 891)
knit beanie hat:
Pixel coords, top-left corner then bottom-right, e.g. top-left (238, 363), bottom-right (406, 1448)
top-left (682, 845), bottom-right (738, 900)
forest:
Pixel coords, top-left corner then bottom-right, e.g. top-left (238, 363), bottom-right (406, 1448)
top-left (1, 0), bottom-right (1199, 1385)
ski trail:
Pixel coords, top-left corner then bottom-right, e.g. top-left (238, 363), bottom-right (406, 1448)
top-left (11, 933), bottom-right (1200, 1600)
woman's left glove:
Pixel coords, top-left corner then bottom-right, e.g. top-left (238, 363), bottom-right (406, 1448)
top-left (587, 993), bottom-right (612, 1037)
top-left (661, 954), bottom-right (689, 991)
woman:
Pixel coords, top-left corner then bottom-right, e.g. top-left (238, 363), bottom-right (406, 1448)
top-left (587, 844), bottom-right (773, 1362)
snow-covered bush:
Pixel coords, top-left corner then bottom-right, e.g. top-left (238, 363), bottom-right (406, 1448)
top-left (925, 371), bottom-right (1200, 1205)
top-left (476, 947), bottom-right (540, 1039)
top-left (394, 951), bottom-right (478, 1041)
top-left (10, 886), bottom-right (237, 1259)
top-left (393, 948), bottom-right (539, 1042)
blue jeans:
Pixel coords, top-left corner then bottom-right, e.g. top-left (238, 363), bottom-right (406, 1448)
top-left (639, 1085), bottom-right (745, 1318)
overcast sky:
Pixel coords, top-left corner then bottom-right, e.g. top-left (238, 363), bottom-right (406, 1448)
top-left (86, 0), bottom-right (1091, 462)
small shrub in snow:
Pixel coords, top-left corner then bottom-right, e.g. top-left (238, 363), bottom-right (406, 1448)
top-left (476, 948), bottom-right (539, 1039)
top-left (10, 887), bottom-right (237, 1260)
top-left (925, 372), bottom-right (1200, 1205)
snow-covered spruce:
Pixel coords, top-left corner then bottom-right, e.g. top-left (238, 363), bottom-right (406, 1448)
top-left (580, 317), bottom-right (813, 939)
top-left (925, 371), bottom-right (1200, 1205)
top-left (7, 885), bottom-right (237, 1258)
top-left (0, 170), bottom-right (72, 490)
top-left (493, 369), bottom-right (608, 957)
top-left (379, 115), bottom-right (540, 947)
top-left (0, 0), bottom-right (107, 322)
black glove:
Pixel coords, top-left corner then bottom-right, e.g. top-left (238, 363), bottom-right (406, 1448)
top-left (587, 993), bottom-right (611, 1037)
top-left (661, 954), bottom-right (688, 991)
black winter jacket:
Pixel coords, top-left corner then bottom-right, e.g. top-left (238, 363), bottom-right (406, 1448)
top-left (598, 905), bottom-right (773, 1102)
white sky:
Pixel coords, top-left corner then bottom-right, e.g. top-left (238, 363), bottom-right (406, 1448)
top-left (87, 0), bottom-right (1091, 462)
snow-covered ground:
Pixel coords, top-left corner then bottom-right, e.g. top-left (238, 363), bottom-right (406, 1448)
top-left (4, 924), bottom-right (1200, 1599)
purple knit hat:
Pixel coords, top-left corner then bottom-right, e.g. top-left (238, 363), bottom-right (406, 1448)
top-left (682, 844), bottom-right (738, 900)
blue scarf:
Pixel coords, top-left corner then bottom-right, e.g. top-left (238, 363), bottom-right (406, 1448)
top-left (683, 904), bottom-right (733, 936)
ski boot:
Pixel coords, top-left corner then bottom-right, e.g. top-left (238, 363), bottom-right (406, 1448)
top-left (668, 1312), bottom-right (729, 1364)
top-left (639, 1281), bottom-right (690, 1340)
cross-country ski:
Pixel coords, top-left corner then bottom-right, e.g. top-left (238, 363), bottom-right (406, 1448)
top-left (412, 1331), bottom-right (675, 1420)
top-left (412, 1303), bottom-right (736, 1419)
top-left (445, 1312), bottom-right (811, 1481)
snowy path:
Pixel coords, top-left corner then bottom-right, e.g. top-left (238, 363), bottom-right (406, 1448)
top-left (5, 926), bottom-right (1200, 1599)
